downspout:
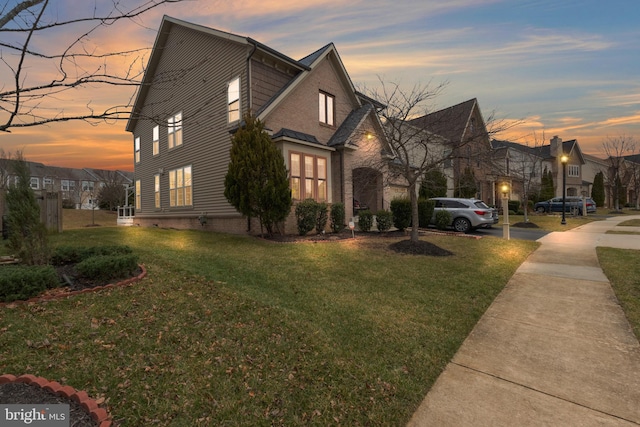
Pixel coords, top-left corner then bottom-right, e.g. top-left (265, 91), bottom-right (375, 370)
top-left (246, 41), bottom-right (257, 113)
top-left (245, 41), bottom-right (258, 233)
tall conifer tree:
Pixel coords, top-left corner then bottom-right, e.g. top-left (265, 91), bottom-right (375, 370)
top-left (224, 113), bottom-right (292, 236)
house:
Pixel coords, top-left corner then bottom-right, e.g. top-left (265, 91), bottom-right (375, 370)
top-left (0, 160), bottom-right (133, 210)
top-left (491, 136), bottom-right (615, 208)
top-left (126, 16), bottom-right (394, 234)
top-left (490, 139), bottom-right (546, 207)
top-left (407, 99), bottom-right (494, 203)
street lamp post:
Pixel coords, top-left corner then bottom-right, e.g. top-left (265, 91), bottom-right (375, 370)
top-left (560, 154), bottom-right (568, 225)
top-left (501, 183), bottom-right (510, 240)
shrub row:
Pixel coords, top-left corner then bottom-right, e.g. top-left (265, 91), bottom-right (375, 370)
top-left (0, 265), bottom-right (59, 303)
top-left (389, 198), bottom-right (436, 231)
top-left (295, 200), bottom-right (346, 235)
top-left (51, 245), bottom-right (133, 266)
top-left (76, 254), bottom-right (139, 282)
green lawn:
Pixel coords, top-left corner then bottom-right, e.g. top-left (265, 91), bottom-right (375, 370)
top-left (0, 226), bottom-right (537, 426)
top-left (598, 247), bottom-right (640, 340)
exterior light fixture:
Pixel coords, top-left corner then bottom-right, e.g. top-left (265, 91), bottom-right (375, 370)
top-left (501, 182), bottom-right (510, 240)
top-left (560, 154), bottom-right (568, 225)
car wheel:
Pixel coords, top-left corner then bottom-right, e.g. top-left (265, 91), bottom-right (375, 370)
top-left (536, 206), bottom-right (546, 213)
top-left (453, 217), bottom-right (471, 233)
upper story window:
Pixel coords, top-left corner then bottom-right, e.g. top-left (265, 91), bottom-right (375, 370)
top-left (30, 177), bottom-right (39, 190)
top-left (169, 165), bottom-right (192, 207)
top-left (168, 112), bottom-right (183, 149)
top-left (319, 92), bottom-right (334, 126)
top-left (228, 77), bottom-right (240, 123)
top-left (82, 181), bottom-right (94, 192)
top-left (152, 125), bottom-right (160, 156)
top-left (290, 152), bottom-right (327, 202)
top-left (61, 180), bottom-right (70, 192)
top-left (134, 136), bottom-right (141, 163)
top-left (568, 164), bottom-right (579, 177)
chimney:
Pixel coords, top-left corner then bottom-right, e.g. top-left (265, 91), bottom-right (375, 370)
top-left (550, 135), bottom-right (562, 157)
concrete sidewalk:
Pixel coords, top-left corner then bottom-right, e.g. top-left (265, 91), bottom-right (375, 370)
top-left (409, 215), bottom-right (640, 426)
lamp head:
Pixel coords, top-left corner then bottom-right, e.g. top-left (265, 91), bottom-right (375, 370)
top-left (560, 154), bottom-right (569, 164)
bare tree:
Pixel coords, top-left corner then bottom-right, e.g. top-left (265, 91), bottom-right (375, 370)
top-left (602, 135), bottom-right (636, 210)
top-left (491, 132), bottom-right (547, 222)
top-left (0, 0), bottom-right (183, 132)
top-left (359, 79), bottom-right (509, 242)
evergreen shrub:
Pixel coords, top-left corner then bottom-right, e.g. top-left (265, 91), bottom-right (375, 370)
top-left (375, 210), bottom-right (393, 232)
top-left (435, 210), bottom-right (452, 230)
top-left (330, 203), bottom-right (345, 233)
top-left (358, 210), bottom-right (374, 232)
top-left (418, 199), bottom-right (435, 228)
top-left (0, 265), bottom-right (58, 302)
top-left (390, 198), bottom-right (411, 231)
top-left (295, 199), bottom-right (318, 236)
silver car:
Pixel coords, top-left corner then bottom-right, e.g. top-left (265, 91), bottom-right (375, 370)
top-left (430, 197), bottom-right (498, 233)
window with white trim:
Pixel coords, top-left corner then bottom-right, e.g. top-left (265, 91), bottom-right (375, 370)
top-left (290, 152), bottom-right (327, 202)
top-left (152, 125), bottom-right (159, 156)
top-left (228, 77), bottom-right (240, 123)
top-left (30, 177), bottom-right (39, 189)
top-left (135, 180), bottom-right (141, 210)
top-left (82, 181), bottom-right (94, 192)
top-left (168, 112), bottom-right (183, 149)
top-left (134, 136), bottom-right (141, 163)
top-left (319, 92), bottom-right (334, 126)
top-left (568, 165), bottom-right (579, 177)
top-left (154, 174), bottom-right (160, 209)
top-left (61, 180), bottom-right (70, 192)
top-left (169, 165), bottom-right (192, 207)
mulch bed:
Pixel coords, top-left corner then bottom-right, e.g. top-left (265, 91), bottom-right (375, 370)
top-left (0, 382), bottom-right (97, 426)
top-left (0, 374), bottom-right (112, 427)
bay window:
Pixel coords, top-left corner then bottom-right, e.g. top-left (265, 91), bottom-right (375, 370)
top-left (290, 152), bottom-right (327, 202)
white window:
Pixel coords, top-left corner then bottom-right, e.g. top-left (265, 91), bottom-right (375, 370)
top-left (154, 174), bottom-right (160, 208)
top-left (152, 125), bottom-right (160, 156)
top-left (168, 112), bottom-right (183, 149)
top-left (82, 181), bottom-right (94, 192)
top-left (290, 152), bottom-right (327, 202)
top-left (61, 180), bottom-right (70, 192)
top-left (134, 136), bottom-right (141, 163)
top-left (319, 92), bottom-right (334, 126)
top-left (135, 179), bottom-right (141, 210)
top-left (30, 177), bottom-right (39, 189)
top-left (43, 178), bottom-right (53, 187)
top-left (568, 165), bottom-right (579, 177)
top-left (169, 166), bottom-right (192, 207)
top-left (228, 77), bottom-right (240, 123)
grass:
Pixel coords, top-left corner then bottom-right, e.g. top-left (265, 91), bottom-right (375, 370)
top-left (618, 219), bottom-right (640, 227)
top-left (62, 208), bottom-right (118, 230)
top-left (0, 221), bottom-right (538, 426)
top-left (500, 212), bottom-right (599, 232)
top-left (598, 247), bottom-right (640, 340)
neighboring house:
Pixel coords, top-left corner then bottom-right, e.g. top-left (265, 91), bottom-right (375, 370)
top-left (126, 16), bottom-right (394, 234)
top-left (490, 139), bottom-right (546, 207)
top-left (406, 99), bottom-right (494, 203)
top-left (0, 160), bottom-right (132, 210)
top-left (491, 135), bottom-right (621, 208)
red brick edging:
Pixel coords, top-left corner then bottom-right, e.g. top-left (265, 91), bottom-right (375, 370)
top-left (0, 374), bottom-right (112, 426)
top-left (0, 264), bottom-right (147, 307)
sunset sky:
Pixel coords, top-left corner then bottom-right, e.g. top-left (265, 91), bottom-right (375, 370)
top-left (2, 0), bottom-right (638, 172)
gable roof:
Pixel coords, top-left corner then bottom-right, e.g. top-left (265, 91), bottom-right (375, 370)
top-left (126, 15), bottom-right (309, 132)
top-left (406, 98), bottom-right (479, 143)
top-left (257, 42), bottom-right (360, 121)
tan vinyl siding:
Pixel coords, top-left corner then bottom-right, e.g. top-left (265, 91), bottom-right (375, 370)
top-left (131, 23), bottom-right (249, 219)
top-left (250, 59), bottom-right (297, 112)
